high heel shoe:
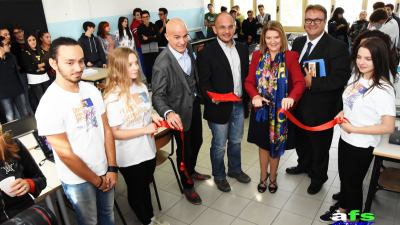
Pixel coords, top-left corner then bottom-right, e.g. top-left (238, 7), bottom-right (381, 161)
top-left (268, 174), bottom-right (278, 193)
top-left (257, 173), bottom-right (269, 193)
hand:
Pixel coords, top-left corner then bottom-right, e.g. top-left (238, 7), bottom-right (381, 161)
top-left (304, 67), bottom-right (313, 88)
top-left (143, 123), bottom-right (157, 135)
top-left (252, 95), bottom-right (269, 108)
top-left (211, 99), bottom-right (220, 105)
top-left (38, 63), bottom-right (45, 68)
top-left (340, 122), bottom-right (354, 134)
top-left (102, 64), bottom-right (107, 68)
top-left (10, 178), bottom-right (30, 196)
top-left (281, 97), bottom-right (294, 110)
top-left (95, 175), bottom-right (108, 191)
top-left (335, 111), bottom-right (344, 120)
top-left (151, 113), bottom-right (163, 127)
top-left (166, 112), bottom-right (183, 130)
top-left (103, 172), bottom-right (118, 192)
top-left (142, 35), bottom-right (148, 41)
top-left (87, 62), bottom-right (93, 67)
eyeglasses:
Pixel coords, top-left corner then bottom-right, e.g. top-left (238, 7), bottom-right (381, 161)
top-left (304, 18), bottom-right (324, 25)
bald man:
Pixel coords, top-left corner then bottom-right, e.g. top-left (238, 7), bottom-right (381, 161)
top-left (198, 13), bottom-right (250, 193)
top-left (152, 19), bottom-right (210, 205)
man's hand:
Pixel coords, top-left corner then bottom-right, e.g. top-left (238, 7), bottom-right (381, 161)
top-left (87, 62), bottom-right (93, 67)
top-left (142, 35), bottom-right (148, 41)
top-left (104, 172), bottom-right (118, 192)
top-left (304, 67), bottom-right (313, 88)
top-left (166, 112), bottom-right (183, 130)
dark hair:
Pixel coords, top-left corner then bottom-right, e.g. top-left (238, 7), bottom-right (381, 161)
top-left (24, 33), bottom-right (37, 51)
top-left (247, 10), bottom-right (253, 14)
top-left (12, 25), bottom-right (23, 32)
top-left (229, 9), bottom-right (237, 15)
top-left (352, 30), bottom-right (398, 77)
top-left (221, 6), bottom-right (227, 12)
top-left (82, 21), bottom-right (95, 31)
top-left (353, 37), bottom-right (393, 93)
top-left (37, 30), bottom-right (50, 46)
top-left (258, 4), bottom-right (264, 9)
top-left (305, 4), bottom-right (327, 20)
top-left (386, 3), bottom-right (395, 10)
top-left (97, 21), bottom-right (109, 38)
top-left (0, 25), bottom-right (8, 32)
top-left (207, 3), bottom-right (213, 8)
top-left (331, 7), bottom-right (344, 20)
top-left (0, 36), bottom-right (5, 47)
top-left (49, 37), bottom-right (79, 60)
top-left (369, 9), bottom-right (388, 23)
top-left (159, 7), bottom-right (168, 15)
top-left (133, 8), bottom-right (142, 16)
top-left (141, 10), bottom-right (150, 16)
top-left (117, 17), bottom-right (132, 40)
top-left (373, 2), bottom-right (385, 10)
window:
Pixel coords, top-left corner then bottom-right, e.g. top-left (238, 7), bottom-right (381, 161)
top-left (257, 0), bottom-right (277, 20)
top-left (279, 0), bottom-right (303, 27)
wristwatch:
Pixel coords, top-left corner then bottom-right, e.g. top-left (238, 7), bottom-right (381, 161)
top-left (107, 166), bottom-right (119, 173)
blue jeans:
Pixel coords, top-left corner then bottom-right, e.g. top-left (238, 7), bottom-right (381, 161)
top-left (62, 182), bottom-right (115, 225)
top-left (0, 93), bottom-right (32, 122)
top-left (208, 102), bottom-right (244, 180)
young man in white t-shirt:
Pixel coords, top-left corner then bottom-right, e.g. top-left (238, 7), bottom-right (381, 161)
top-left (35, 37), bottom-right (117, 225)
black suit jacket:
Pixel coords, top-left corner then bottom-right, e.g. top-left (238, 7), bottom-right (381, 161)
top-left (197, 40), bottom-right (249, 124)
top-left (291, 33), bottom-right (350, 125)
top-left (152, 46), bottom-right (199, 131)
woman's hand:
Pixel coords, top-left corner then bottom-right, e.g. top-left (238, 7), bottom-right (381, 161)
top-left (340, 122), bottom-right (354, 134)
top-left (252, 95), bottom-right (269, 108)
top-left (10, 178), bottom-right (30, 196)
top-left (281, 98), bottom-right (294, 110)
top-left (143, 123), bottom-right (157, 135)
top-left (151, 113), bottom-right (163, 127)
top-left (335, 111), bottom-right (344, 120)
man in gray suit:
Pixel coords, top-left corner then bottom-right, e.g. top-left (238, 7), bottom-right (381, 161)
top-left (152, 19), bottom-right (210, 205)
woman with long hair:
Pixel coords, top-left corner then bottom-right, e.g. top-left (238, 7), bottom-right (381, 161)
top-left (245, 21), bottom-right (305, 193)
top-left (103, 48), bottom-right (169, 225)
top-left (0, 124), bottom-right (47, 222)
top-left (328, 7), bottom-right (350, 45)
top-left (37, 31), bottom-right (55, 81)
top-left (97, 21), bottom-right (117, 56)
top-left (115, 17), bottom-right (135, 50)
top-left (320, 37), bottom-right (395, 223)
top-left (19, 33), bottom-right (51, 111)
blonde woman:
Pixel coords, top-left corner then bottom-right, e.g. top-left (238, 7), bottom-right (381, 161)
top-left (103, 48), bottom-right (168, 225)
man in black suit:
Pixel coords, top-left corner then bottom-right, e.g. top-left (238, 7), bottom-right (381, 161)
top-left (285, 5), bottom-right (350, 194)
top-left (198, 13), bottom-right (251, 193)
top-left (152, 18), bottom-right (210, 205)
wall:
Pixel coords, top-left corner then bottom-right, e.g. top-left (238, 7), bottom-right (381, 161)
top-left (42, 0), bottom-right (205, 39)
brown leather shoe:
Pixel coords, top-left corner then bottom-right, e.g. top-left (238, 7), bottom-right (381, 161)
top-left (183, 188), bottom-right (202, 205)
top-left (192, 171), bottom-right (211, 181)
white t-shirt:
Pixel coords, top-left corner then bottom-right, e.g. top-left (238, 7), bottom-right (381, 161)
top-left (105, 83), bottom-right (156, 167)
top-left (35, 81), bottom-right (108, 184)
top-left (341, 74), bottom-right (396, 148)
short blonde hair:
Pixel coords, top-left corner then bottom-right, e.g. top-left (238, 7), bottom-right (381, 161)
top-left (259, 21), bottom-right (288, 54)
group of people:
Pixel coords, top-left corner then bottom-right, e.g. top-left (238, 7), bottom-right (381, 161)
top-left (204, 3), bottom-right (271, 45)
top-left (0, 2), bottom-right (398, 225)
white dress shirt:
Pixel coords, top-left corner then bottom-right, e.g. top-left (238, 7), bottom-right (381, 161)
top-left (168, 45), bottom-right (192, 75)
top-left (299, 32), bottom-right (325, 62)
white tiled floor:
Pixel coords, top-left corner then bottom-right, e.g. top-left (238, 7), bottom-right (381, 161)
top-left (21, 115), bottom-right (400, 225)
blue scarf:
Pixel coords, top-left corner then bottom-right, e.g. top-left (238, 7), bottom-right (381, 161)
top-left (255, 51), bottom-right (288, 158)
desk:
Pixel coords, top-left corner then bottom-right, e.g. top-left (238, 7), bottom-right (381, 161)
top-left (81, 67), bottom-right (108, 82)
top-left (364, 135), bottom-right (400, 212)
top-left (29, 148), bottom-right (72, 225)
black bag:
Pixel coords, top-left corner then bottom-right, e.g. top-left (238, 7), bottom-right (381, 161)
top-left (1, 205), bottom-right (57, 225)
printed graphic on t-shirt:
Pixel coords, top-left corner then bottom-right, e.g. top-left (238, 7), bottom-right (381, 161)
top-left (343, 82), bottom-right (368, 110)
top-left (0, 162), bottom-right (15, 175)
top-left (72, 98), bottom-right (98, 131)
top-left (124, 92), bottom-right (151, 125)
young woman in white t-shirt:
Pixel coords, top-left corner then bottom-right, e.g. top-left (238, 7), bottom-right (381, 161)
top-left (103, 48), bottom-right (169, 225)
top-left (115, 17), bottom-right (135, 50)
top-left (320, 37), bottom-right (396, 222)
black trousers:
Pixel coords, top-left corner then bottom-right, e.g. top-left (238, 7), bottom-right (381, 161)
top-left (119, 158), bottom-right (156, 225)
top-left (295, 126), bottom-right (334, 185)
top-left (338, 138), bottom-right (373, 212)
top-left (173, 99), bottom-right (203, 189)
top-left (142, 52), bottom-right (158, 84)
top-left (29, 81), bottom-right (51, 112)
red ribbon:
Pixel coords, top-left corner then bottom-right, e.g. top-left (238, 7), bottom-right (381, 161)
top-left (157, 121), bottom-right (193, 185)
top-left (277, 109), bottom-right (349, 131)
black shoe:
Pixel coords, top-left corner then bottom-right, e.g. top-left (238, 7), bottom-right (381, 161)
top-left (329, 201), bottom-right (340, 212)
top-left (320, 209), bottom-right (341, 223)
top-left (192, 171), bottom-right (211, 181)
top-left (307, 183), bottom-right (323, 195)
top-left (183, 188), bottom-right (202, 205)
top-left (214, 179), bottom-right (231, 192)
top-left (227, 171), bottom-right (251, 183)
top-left (286, 166), bottom-right (306, 175)
top-left (332, 192), bottom-right (340, 201)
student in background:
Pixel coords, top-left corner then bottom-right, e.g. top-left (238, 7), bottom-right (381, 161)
top-left (0, 123), bottom-right (46, 223)
top-left (204, 3), bottom-right (217, 38)
top-left (20, 33), bottom-right (50, 111)
top-left (242, 10), bottom-right (258, 44)
top-left (0, 27), bottom-right (11, 46)
top-left (138, 10), bottom-right (160, 86)
top-left (328, 7), bottom-right (350, 45)
top-left (10, 26), bottom-right (26, 64)
top-left (78, 21), bottom-right (107, 68)
top-left (0, 36), bottom-right (32, 122)
top-left (230, 9), bottom-right (241, 40)
top-left (349, 11), bottom-right (368, 43)
top-left (130, 8), bottom-right (146, 73)
top-left (220, 6), bottom-right (227, 13)
top-left (256, 4), bottom-right (271, 39)
top-left (103, 48), bottom-right (169, 225)
top-left (38, 31), bottom-right (55, 82)
top-left (116, 17), bottom-right (135, 50)
top-left (155, 7), bottom-right (169, 47)
top-left (320, 37), bottom-right (395, 223)
top-left (97, 21), bottom-right (117, 57)
top-left (369, 9), bottom-right (399, 49)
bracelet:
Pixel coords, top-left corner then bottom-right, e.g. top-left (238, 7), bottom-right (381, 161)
top-left (96, 176), bottom-right (103, 188)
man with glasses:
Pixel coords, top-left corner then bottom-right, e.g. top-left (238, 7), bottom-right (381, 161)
top-left (155, 7), bottom-right (169, 47)
top-left (286, 5), bottom-right (350, 195)
top-left (10, 26), bottom-right (26, 64)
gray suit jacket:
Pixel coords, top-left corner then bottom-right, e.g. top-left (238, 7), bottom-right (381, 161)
top-left (152, 46), bottom-right (199, 132)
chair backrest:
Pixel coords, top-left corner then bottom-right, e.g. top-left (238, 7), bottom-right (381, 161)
top-left (155, 128), bottom-right (173, 150)
top-left (1, 117), bottom-right (37, 139)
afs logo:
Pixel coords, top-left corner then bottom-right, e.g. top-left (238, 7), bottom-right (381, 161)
top-left (332, 210), bottom-right (375, 225)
